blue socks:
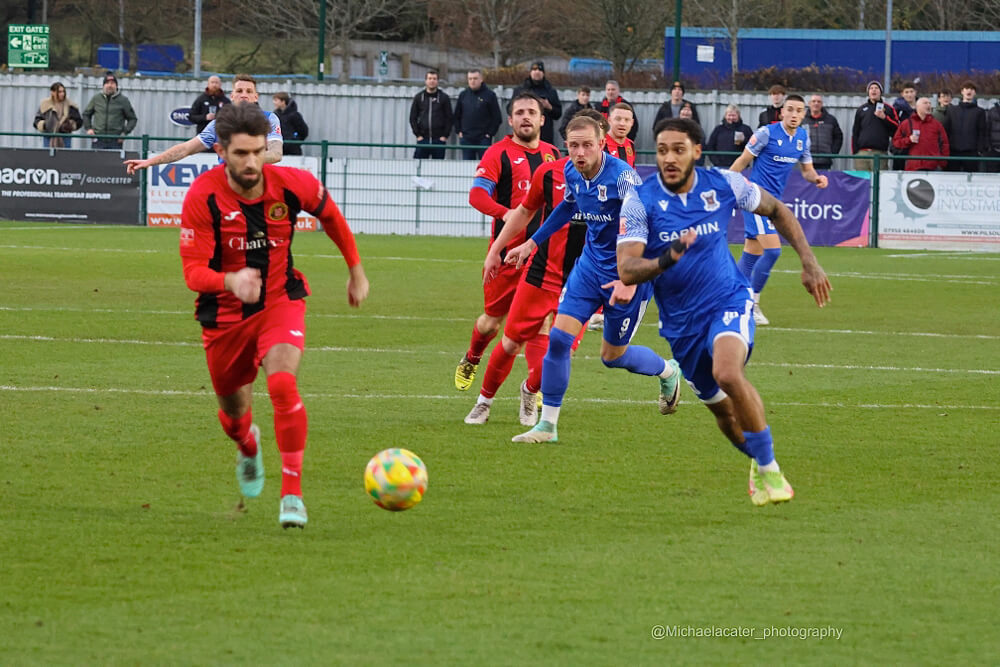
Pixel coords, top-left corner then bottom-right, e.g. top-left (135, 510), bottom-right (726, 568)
top-left (737, 251), bottom-right (760, 280)
top-left (602, 345), bottom-right (667, 375)
top-left (742, 427), bottom-right (775, 467)
top-left (540, 327), bottom-right (575, 408)
top-left (750, 247), bottom-right (782, 295)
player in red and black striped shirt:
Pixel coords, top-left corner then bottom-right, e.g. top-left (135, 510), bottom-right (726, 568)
top-left (180, 104), bottom-right (369, 528)
top-left (463, 109), bottom-right (608, 426)
top-left (455, 92), bottom-right (560, 392)
top-left (604, 103), bottom-right (636, 167)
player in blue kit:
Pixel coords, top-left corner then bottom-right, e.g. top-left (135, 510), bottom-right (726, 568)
top-left (728, 94), bottom-right (828, 325)
top-left (504, 114), bottom-right (682, 443)
top-left (124, 74), bottom-right (282, 174)
top-left (616, 117), bottom-right (831, 505)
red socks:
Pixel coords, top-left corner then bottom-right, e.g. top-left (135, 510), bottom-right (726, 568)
top-left (480, 343), bottom-right (518, 399)
top-left (465, 324), bottom-right (497, 365)
top-left (218, 409), bottom-right (257, 457)
top-left (268, 372), bottom-right (307, 498)
top-left (524, 334), bottom-right (548, 394)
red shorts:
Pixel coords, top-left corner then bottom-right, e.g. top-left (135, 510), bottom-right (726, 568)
top-left (503, 280), bottom-right (560, 344)
top-left (483, 263), bottom-right (522, 318)
top-left (200, 299), bottom-right (307, 396)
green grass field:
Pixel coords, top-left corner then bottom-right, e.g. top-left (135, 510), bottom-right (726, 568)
top-left (1, 221), bottom-right (998, 664)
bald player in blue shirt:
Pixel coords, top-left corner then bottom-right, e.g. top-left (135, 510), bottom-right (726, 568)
top-left (617, 117), bottom-right (831, 506)
top-left (728, 94), bottom-right (828, 325)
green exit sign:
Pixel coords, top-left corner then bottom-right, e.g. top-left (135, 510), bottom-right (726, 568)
top-left (8, 24), bottom-right (50, 69)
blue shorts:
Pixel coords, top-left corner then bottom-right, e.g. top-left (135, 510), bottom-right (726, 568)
top-left (558, 255), bottom-right (652, 346)
top-left (663, 288), bottom-right (755, 403)
top-left (742, 210), bottom-right (777, 239)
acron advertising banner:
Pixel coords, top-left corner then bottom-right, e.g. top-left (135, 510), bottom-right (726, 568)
top-left (0, 149), bottom-right (140, 224)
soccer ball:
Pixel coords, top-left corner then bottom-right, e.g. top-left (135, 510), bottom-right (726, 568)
top-left (364, 448), bottom-right (428, 511)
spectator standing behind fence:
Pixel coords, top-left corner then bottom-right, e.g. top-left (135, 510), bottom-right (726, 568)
top-left (188, 75), bottom-right (230, 134)
top-left (984, 99), bottom-right (1000, 173)
top-left (851, 81), bottom-right (898, 170)
top-left (805, 94), bottom-right (843, 170)
top-left (511, 61), bottom-right (562, 146)
top-left (409, 70), bottom-right (453, 159)
top-left (559, 86), bottom-right (596, 145)
top-left (597, 80), bottom-right (637, 142)
top-left (454, 69), bottom-right (502, 161)
top-left (892, 97), bottom-right (949, 172)
top-left (933, 90), bottom-right (952, 127)
top-left (679, 103), bottom-right (705, 166)
top-left (34, 82), bottom-right (82, 149)
top-left (705, 104), bottom-right (752, 168)
top-left (272, 92), bottom-right (309, 156)
top-left (652, 80), bottom-right (699, 134)
top-left (891, 82), bottom-right (917, 169)
top-left (82, 72), bottom-right (137, 150)
top-left (946, 81), bottom-right (986, 173)
top-left (758, 84), bottom-right (785, 127)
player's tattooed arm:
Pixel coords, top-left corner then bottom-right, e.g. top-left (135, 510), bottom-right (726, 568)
top-left (264, 139), bottom-right (283, 164)
top-left (124, 137), bottom-right (203, 173)
top-left (754, 190), bottom-right (832, 307)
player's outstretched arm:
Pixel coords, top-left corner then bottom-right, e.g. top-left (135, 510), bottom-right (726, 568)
top-left (484, 205), bottom-right (536, 283)
top-left (124, 136), bottom-right (206, 174)
top-left (754, 191), bottom-right (831, 307)
top-left (346, 264), bottom-right (369, 307)
top-left (802, 163), bottom-right (828, 189)
top-left (617, 233), bottom-right (697, 286)
top-left (263, 139), bottom-right (283, 164)
top-left (728, 147), bottom-right (756, 173)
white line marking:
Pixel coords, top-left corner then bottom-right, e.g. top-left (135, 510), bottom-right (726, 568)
top-left (2, 307), bottom-right (997, 340)
top-left (2, 334), bottom-right (997, 375)
top-left (1, 384), bottom-right (996, 411)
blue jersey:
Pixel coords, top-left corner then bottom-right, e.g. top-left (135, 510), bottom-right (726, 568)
top-left (745, 123), bottom-right (811, 196)
top-left (562, 153), bottom-right (642, 280)
top-left (198, 109), bottom-right (283, 150)
top-left (619, 167), bottom-right (761, 338)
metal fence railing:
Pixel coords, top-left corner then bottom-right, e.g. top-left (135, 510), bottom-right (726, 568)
top-left (3, 131), bottom-right (999, 247)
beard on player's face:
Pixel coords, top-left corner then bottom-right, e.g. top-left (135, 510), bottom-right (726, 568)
top-left (660, 158), bottom-right (694, 193)
top-left (227, 164), bottom-right (261, 190)
top-left (514, 123), bottom-right (540, 142)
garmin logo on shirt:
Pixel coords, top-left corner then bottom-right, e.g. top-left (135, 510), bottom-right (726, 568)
top-left (771, 155), bottom-right (800, 164)
top-left (657, 221), bottom-right (720, 242)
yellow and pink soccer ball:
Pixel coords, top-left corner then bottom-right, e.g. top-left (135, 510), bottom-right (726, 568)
top-left (364, 448), bottom-right (427, 511)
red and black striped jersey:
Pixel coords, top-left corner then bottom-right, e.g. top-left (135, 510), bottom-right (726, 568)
top-left (605, 135), bottom-right (636, 167)
top-left (180, 164), bottom-right (344, 328)
top-left (520, 157), bottom-right (587, 293)
top-left (473, 135), bottom-right (560, 252)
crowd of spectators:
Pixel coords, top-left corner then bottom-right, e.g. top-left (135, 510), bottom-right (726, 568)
top-left (28, 66), bottom-right (999, 172)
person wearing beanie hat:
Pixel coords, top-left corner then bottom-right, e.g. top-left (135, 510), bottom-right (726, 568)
top-left (652, 80), bottom-right (700, 134)
top-left (82, 71), bottom-right (137, 149)
top-left (851, 80), bottom-right (898, 170)
top-left (510, 61), bottom-right (562, 144)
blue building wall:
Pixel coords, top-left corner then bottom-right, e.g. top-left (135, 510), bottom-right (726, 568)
top-left (665, 29), bottom-right (1000, 84)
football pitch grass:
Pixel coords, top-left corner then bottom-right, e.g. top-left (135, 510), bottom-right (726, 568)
top-left (1, 221), bottom-right (997, 664)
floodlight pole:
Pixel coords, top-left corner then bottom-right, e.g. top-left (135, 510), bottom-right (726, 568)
top-left (118, 0), bottom-right (125, 72)
top-left (193, 0), bottom-right (203, 79)
top-left (672, 0), bottom-right (682, 83)
top-left (883, 0), bottom-right (892, 93)
top-left (317, 0), bottom-right (327, 81)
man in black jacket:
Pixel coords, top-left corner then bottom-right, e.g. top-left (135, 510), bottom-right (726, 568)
top-left (946, 81), bottom-right (986, 172)
top-left (559, 86), bottom-right (596, 146)
top-left (758, 84), bottom-right (786, 127)
top-left (272, 92), bottom-right (309, 156)
top-left (511, 61), bottom-right (562, 145)
top-left (188, 75), bottom-right (230, 134)
top-left (805, 94), bottom-right (844, 170)
top-left (409, 70), bottom-right (453, 159)
top-left (454, 69), bottom-right (502, 160)
top-left (985, 100), bottom-right (1000, 173)
top-left (652, 80), bottom-right (699, 134)
top-left (852, 80), bottom-right (898, 170)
